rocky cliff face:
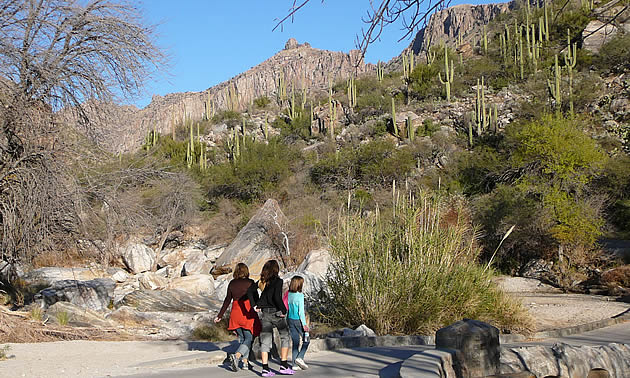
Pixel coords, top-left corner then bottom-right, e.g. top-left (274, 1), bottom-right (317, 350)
top-left (410, 2), bottom-right (513, 54)
top-left (110, 39), bottom-right (371, 152)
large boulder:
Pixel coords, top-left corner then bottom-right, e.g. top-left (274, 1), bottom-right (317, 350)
top-left (45, 301), bottom-right (116, 327)
top-left (282, 249), bottom-right (332, 300)
top-left (121, 243), bottom-right (156, 274)
top-left (138, 271), bottom-right (169, 290)
top-left (168, 274), bottom-right (215, 296)
top-left (215, 199), bottom-right (290, 274)
top-left (298, 249), bottom-right (331, 278)
top-left (34, 278), bottom-right (115, 311)
top-left (22, 267), bottom-right (105, 286)
top-left (120, 289), bottom-right (220, 312)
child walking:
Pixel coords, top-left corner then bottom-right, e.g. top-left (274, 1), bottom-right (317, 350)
top-left (287, 276), bottom-right (310, 370)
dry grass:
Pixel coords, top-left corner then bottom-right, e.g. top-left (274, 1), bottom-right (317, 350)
top-left (601, 265), bottom-right (630, 288)
top-left (0, 306), bottom-right (136, 343)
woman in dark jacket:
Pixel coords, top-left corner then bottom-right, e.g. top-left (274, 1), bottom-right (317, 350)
top-left (254, 259), bottom-right (293, 376)
top-left (215, 262), bottom-right (260, 372)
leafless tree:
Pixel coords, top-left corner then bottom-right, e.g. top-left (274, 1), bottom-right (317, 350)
top-left (274, 0), bottom-right (451, 57)
top-left (0, 0), bottom-right (165, 279)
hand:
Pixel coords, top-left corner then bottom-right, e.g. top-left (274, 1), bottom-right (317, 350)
top-left (278, 313), bottom-right (285, 318)
top-left (254, 306), bottom-right (261, 313)
top-left (214, 316), bottom-right (221, 323)
top-left (303, 325), bottom-right (310, 332)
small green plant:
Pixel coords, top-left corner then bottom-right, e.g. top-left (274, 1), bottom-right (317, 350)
top-left (0, 345), bottom-right (11, 361)
top-left (30, 307), bottom-right (43, 321)
top-left (56, 311), bottom-right (70, 326)
top-left (254, 96), bottom-right (271, 109)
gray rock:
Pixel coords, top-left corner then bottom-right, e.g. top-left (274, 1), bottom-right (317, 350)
top-left (22, 267), bottom-right (104, 286)
top-left (499, 342), bottom-right (630, 377)
top-left (215, 199), bottom-right (290, 274)
top-left (298, 249), bottom-right (331, 278)
top-left (583, 20), bottom-right (619, 54)
top-left (35, 278), bottom-right (115, 311)
top-left (111, 270), bottom-right (129, 283)
top-left (45, 301), bottom-right (116, 327)
top-left (213, 273), bottom-right (231, 301)
top-left (121, 243), bottom-right (155, 274)
top-left (436, 319), bottom-right (500, 378)
top-left (120, 289), bottom-right (220, 312)
top-left (282, 271), bottom-right (327, 300)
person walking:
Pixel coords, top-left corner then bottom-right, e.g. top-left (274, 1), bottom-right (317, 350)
top-left (254, 259), bottom-right (294, 376)
top-left (215, 263), bottom-right (260, 372)
top-left (287, 275), bottom-right (310, 370)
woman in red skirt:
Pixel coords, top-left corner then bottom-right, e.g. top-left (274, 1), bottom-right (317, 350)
top-left (215, 263), bottom-right (261, 371)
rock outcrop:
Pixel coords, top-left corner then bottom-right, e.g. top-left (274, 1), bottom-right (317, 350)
top-left (104, 39), bottom-right (372, 153)
top-left (214, 199), bottom-right (290, 274)
top-left (582, 0), bottom-right (630, 53)
top-left (35, 278), bottom-right (115, 311)
top-left (408, 2), bottom-right (513, 56)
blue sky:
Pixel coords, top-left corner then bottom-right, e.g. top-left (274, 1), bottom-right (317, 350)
top-left (137, 0), bottom-right (496, 108)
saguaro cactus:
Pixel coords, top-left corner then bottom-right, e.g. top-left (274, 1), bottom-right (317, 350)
top-left (347, 76), bottom-right (357, 108)
top-left (564, 29), bottom-right (577, 114)
top-left (438, 48), bottom-right (454, 102)
top-left (547, 54), bottom-right (562, 111)
top-left (376, 61), bottom-right (384, 82)
top-left (391, 97), bottom-right (398, 136)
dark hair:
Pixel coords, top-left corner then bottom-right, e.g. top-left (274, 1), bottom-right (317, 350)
top-left (289, 276), bottom-right (304, 293)
top-left (259, 260), bottom-right (280, 290)
top-left (233, 263), bottom-right (249, 279)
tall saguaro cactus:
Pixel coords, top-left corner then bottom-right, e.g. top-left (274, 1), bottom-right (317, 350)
top-left (391, 97), bottom-right (398, 136)
top-left (438, 48), bottom-right (454, 102)
top-left (564, 29), bottom-right (577, 115)
top-left (547, 54), bottom-right (562, 111)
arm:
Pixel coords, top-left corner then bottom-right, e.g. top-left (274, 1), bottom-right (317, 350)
top-left (298, 294), bottom-right (307, 327)
top-left (246, 279), bottom-right (259, 310)
top-left (215, 280), bottom-right (233, 321)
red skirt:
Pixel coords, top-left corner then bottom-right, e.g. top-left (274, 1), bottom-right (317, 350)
top-left (228, 299), bottom-right (261, 337)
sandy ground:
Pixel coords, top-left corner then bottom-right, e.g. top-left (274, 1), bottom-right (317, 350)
top-left (1, 277), bottom-right (629, 377)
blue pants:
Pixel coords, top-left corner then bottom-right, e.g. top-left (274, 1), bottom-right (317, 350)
top-left (288, 318), bottom-right (309, 363)
top-left (235, 328), bottom-right (253, 359)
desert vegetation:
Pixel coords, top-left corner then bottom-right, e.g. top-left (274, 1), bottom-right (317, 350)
top-left (1, 0), bottom-right (629, 340)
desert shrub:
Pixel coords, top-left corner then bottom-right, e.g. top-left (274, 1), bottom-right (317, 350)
top-left (408, 63), bottom-right (439, 99)
top-left (254, 96), bottom-right (271, 109)
top-left (310, 139), bottom-right (415, 189)
top-left (191, 321), bottom-right (233, 342)
top-left (600, 265), bottom-right (630, 288)
top-left (595, 32), bottom-right (630, 73)
top-left (325, 190), bottom-right (531, 335)
top-left (275, 112), bottom-right (312, 141)
top-left (29, 307), bottom-right (43, 321)
top-left (418, 119), bottom-right (440, 137)
top-left (203, 137), bottom-right (297, 203)
top-left (212, 110), bottom-right (241, 124)
top-left (470, 115), bottom-right (608, 271)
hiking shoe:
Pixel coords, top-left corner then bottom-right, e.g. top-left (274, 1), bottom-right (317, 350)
top-left (295, 358), bottom-right (308, 370)
top-left (279, 366), bottom-right (295, 375)
top-left (228, 353), bottom-right (238, 372)
top-left (262, 369), bottom-right (276, 377)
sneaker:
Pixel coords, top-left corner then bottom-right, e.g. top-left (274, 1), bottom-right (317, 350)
top-left (279, 366), bottom-right (295, 375)
top-left (228, 353), bottom-right (238, 372)
top-left (292, 365), bottom-right (301, 371)
top-left (241, 362), bottom-right (254, 370)
top-left (294, 358), bottom-right (308, 370)
top-left (262, 369), bottom-right (276, 377)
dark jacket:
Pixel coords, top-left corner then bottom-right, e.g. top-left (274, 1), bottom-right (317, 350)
top-left (256, 276), bottom-right (287, 314)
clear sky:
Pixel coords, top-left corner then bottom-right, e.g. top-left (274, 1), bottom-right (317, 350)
top-left (137, 0), bottom-right (497, 109)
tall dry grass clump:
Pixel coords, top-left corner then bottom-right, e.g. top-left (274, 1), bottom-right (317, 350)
top-left (325, 188), bottom-right (531, 335)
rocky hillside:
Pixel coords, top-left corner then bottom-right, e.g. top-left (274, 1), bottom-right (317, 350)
top-left (109, 39), bottom-right (371, 152)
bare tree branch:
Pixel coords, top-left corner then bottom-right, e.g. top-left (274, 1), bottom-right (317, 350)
top-left (274, 0), bottom-right (450, 58)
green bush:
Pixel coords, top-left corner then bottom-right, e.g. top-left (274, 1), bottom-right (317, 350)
top-left (408, 63), bottom-right (439, 99)
top-left (274, 111), bottom-right (312, 141)
top-left (325, 190), bottom-right (531, 335)
top-left (596, 32), bottom-right (630, 73)
top-left (310, 139), bottom-right (415, 189)
top-left (254, 96), bottom-right (271, 109)
top-left (203, 137), bottom-right (297, 202)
